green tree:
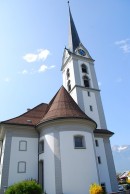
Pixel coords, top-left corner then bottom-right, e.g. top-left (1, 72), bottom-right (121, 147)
top-left (5, 180), bottom-right (42, 194)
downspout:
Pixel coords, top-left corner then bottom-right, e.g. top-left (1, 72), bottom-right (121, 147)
top-left (35, 127), bottom-right (40, 183)
top-left (0, 139), bottom-right (3, 164)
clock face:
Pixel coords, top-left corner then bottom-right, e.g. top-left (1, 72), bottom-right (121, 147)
top-left (78, 49), bottom-right (86, 56)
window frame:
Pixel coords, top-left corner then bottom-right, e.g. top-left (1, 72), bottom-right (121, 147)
top-left (66, 68), bottom-right (70, 79)
top-left (19, 140), bottom-right (27, 151)
top-left (90, 105), bottom-right (93, 111)
top-left (97, 156), bottom-right (101, 164)
top-left (95, 139), bottom-right (99, 147)
top-left (101, 183), bottom-right (106, 193)
top-left (83, 75), bottom-right (90, 87)
top-left (17, 161), bottom-right (26, 173)
top-left (67, 80), bottom-right (71, 91)
top-left (74, 135), bottom-right (86, 149)
top-left (88, 91), bottom-right (91, 97)
top-left (39, 140), bottom-right (44, 154)
top-left (81, 64), bottom-right (88, 74)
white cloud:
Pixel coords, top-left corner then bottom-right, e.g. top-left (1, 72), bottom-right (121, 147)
top-left (23, 49), bottom-right (50, 63)
top-left (118, 146), bottom-right (128, 152)
top-left (98, 81), bottom-right (102, 87)
top-left (20, 62), bottom-right (55, 75)
top-left (38, 65), bottom-right (48, 72)
top-left (112, 145), bottom-right (129, 152)
top-left (38, 64), bottom-right (55, 73)
top-left (38, 49), bottom-right (50, 61)
top-left (48, 65), bottom-right (55, 69)
top-left (23, 53), bottom-right (38, 63)
top-left (22, 70), bottom-right (28, 74)
top-left (115, 39), bottom-right (130, 53)
top-left (120, 44), bottom-right (130, 53)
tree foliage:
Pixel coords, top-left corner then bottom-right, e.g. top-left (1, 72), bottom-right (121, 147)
top-left (5, 180), bottom-right (42, 194)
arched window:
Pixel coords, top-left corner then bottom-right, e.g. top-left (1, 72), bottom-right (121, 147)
top-left (74, 135), bottom-right (85, 148)
top-left (83, 75), bottom-right (90, 87)
top-left (81, 64), bottom-right (88, 73)
top-left (66, 68), bottom-right (70, 79)
top-left (67, 80), bottom-right (71, 91)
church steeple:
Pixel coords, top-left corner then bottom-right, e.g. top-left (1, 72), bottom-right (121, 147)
top-left (68, 1), bottom-right (81, 52)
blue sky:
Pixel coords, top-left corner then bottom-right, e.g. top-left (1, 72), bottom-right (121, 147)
top-left (0, 0), bottom-right (130, 147)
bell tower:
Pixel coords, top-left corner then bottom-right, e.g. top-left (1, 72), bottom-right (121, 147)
top-left (62, 2), bottom-right (118, 192)
top-left (62, 2), bottom-right (107, 129)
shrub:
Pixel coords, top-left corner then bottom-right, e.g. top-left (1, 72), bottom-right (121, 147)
top-left (89, 183), bottom-right (104, 194)
top-left (5, 180), bottom-right (42, 194)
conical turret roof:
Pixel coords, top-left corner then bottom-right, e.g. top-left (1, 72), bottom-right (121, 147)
top-left (39, 86), bottom-right (96, 126)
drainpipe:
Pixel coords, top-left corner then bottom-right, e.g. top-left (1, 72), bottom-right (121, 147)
top-left (35, 127), bottom-right (40, 183)
top-left (0, 139), bottom-right (3, 164)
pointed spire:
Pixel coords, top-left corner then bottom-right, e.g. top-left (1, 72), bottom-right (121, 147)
top-left (68, 2), bottom-right (81, 52)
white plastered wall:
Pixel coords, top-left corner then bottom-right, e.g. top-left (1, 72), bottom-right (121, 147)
top-left (39, 132), bottom-right (56, 194)
top-left (8, 137), bottom-right (38, 186)
top-left (63, 59), bottom-right (75, 90)
top-left (95, 137), bottom-right (112, 193)
top-left (60, 129), bottom-right (99, 194)
top-left (0, 136), bottom-right (6, 187)
top-left (78, 60), bottom-right (94, 88)
top-left (82, 90), bottom-right (101, 128)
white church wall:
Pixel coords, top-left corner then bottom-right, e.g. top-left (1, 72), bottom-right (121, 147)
top-left (82, 90), bottom-right (101, 128)
top-left (95, 137), bottom-right (112, 193)
top-left (60, 129), bottom-right (99, 194)
top-left (0, 136), bottom-right (6, 187)
top-left (78, 60), bottom-right (94, 87)
top-left (40, 132), bottom-right (56, 194)
top-left (8, 137), bottom-right (38, 186)
top-left (62, 60), bottom-right (75, 90)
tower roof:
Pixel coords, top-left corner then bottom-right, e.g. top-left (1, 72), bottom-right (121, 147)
top-left (68, 2), bottom-right (81, 52)
top-left (39, 86), bottom-right (96, 126)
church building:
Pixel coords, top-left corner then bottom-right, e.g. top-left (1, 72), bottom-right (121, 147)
top-left (0, 3), bottom-right (118, 194)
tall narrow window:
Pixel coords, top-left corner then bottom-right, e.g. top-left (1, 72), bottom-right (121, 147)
top-left (74, 135), bottom-right (85, 149)
top-left (95, 139), bottom-right (99, 147)
top-left (97, 156), bottom-right (101, 164)
top-left (67, 80), bottom-right (71, 91)
top-left (90, 105), bottom-right (93, 111)
top-left (81, 64), bottom-right (88, 73)
top-left (66, 68), bottom-right (70, 79)
top-left (101, 183), bottom-right (106, 193)
top-left (83, 75), bottom-right (90, 87)
top-left (39, 140), bottom-right (44, 153)
top-left (88, 91), bottom-right (90, 97)
top-left (39, 160), bottom-right (44, 190)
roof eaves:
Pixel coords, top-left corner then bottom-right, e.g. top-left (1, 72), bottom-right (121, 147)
top-left (1, 122), bottom-right (35, 127)
top-left (37, 116), bottom-right (96, 127)
top-left (94, 129), bottom-right (114, 136)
